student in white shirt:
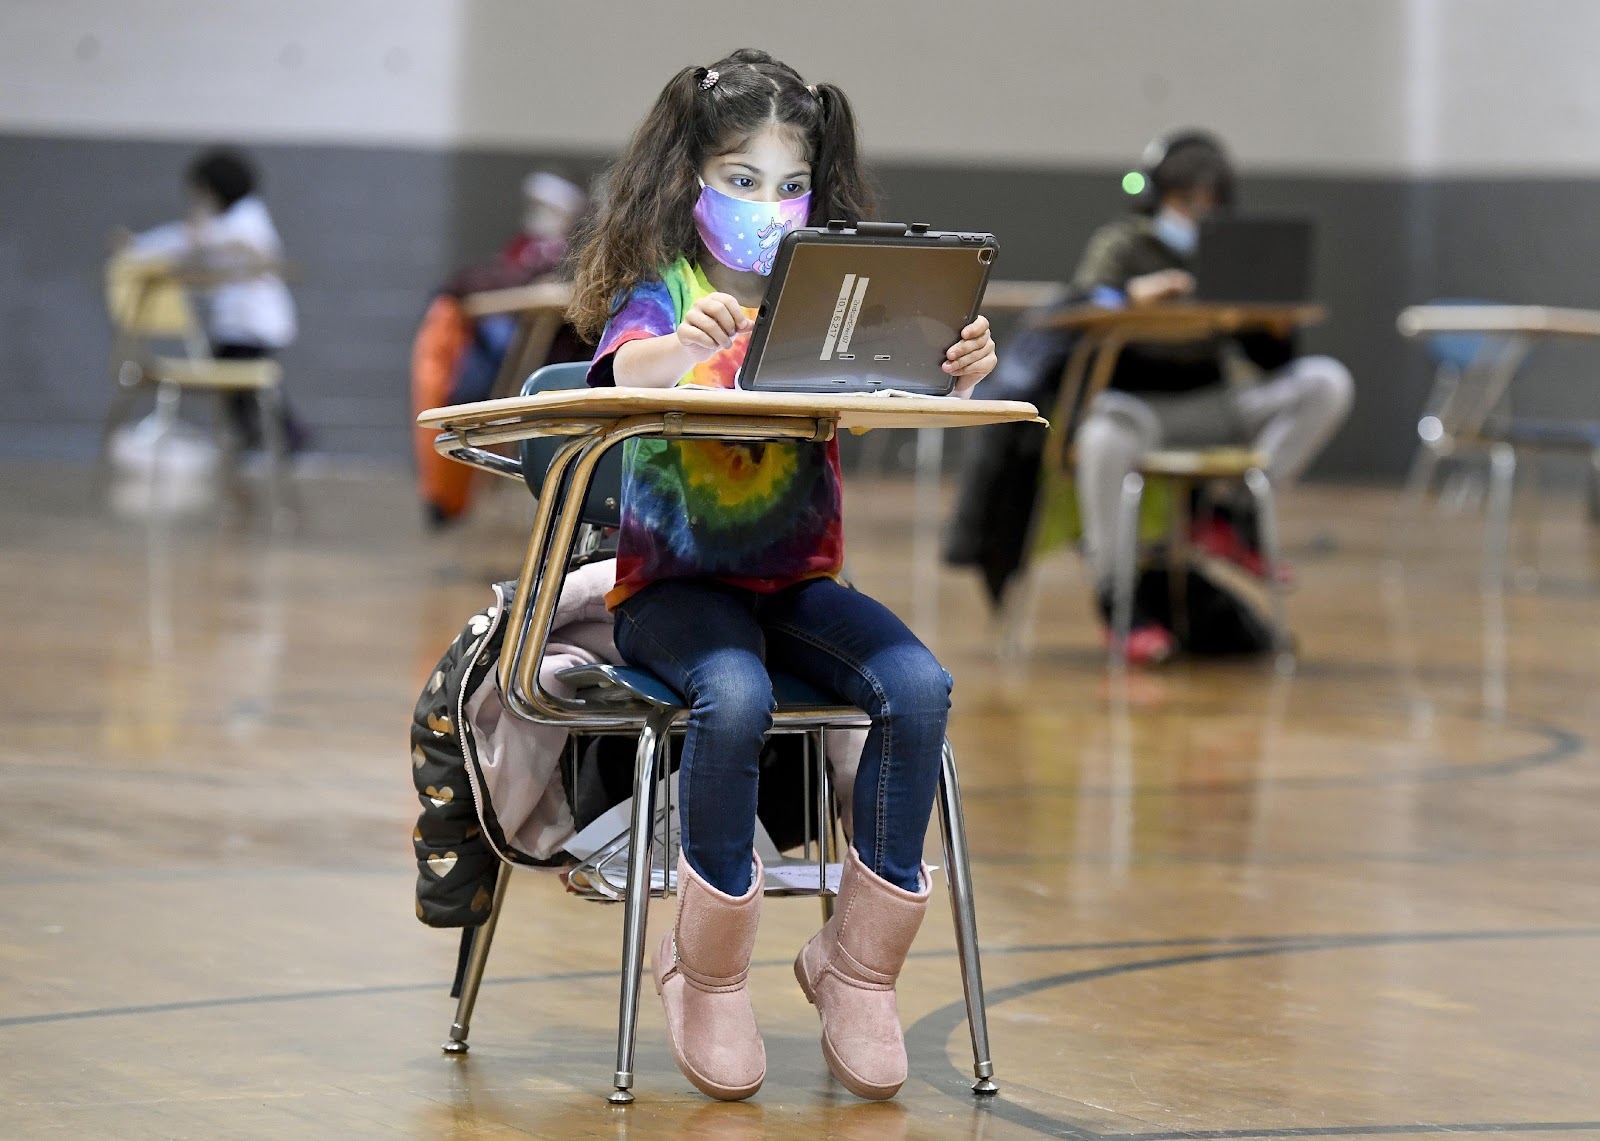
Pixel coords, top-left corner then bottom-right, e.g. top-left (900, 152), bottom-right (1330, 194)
top-left (127, 148), bottom-right (305, 450)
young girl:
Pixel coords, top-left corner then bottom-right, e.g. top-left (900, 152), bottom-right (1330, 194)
top-left (569, 48), bottom-right (996, 1102)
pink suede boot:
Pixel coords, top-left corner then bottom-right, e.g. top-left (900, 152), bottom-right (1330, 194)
top-left (652, 852), bottom-right (766, 1101)
top-left (794, 846), bottom-right (930, 1100)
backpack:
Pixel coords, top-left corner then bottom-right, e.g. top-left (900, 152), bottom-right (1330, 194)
top-left (410, 583), bottom-right (533, 929)
top-left (411, 585), bottom-right (830, 929)
top-left (1133, 553), bottom-right (1278, 655)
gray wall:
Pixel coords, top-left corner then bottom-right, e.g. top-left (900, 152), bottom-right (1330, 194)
top-left (10, 130), bottom-right (1599, 477)
top-left (10, 2), bottom-right (1600, 478)
top-left (0, 134), bottom-right (610, 460)
top-left (0, 135), bottom-right (453, 458)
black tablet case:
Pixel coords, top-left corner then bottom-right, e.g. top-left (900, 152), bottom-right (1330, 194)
top-left (737, 222), bottom-right (998, 395)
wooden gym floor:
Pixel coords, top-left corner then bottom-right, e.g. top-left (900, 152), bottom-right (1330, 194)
top-left (3, 462), bottom-right (1599, 1139)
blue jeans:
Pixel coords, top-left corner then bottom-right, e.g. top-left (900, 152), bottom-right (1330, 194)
top-left (614, 577), bottom-right (951, 896)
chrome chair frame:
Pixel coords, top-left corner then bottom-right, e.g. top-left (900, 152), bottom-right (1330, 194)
top-left (1393, 320), bottom-right (1596, 589)
top-left (426, 365), bottom-right (998, 1104)
top-left (1393, 313), bottom-right (1532, 588)
top-left (99, 258), bottom-right (292, 512)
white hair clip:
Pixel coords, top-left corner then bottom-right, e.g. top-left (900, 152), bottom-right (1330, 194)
top-left (699, 68), bottom-right (720, 91)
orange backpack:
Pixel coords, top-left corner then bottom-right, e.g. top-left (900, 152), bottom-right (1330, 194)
top-left (410, 295), bottom-right (475, 521)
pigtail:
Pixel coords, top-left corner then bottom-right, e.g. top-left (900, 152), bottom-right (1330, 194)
top-left (569, 66), bottom-right (707, 340)
top-left (811, 82), bottom-right (877, 225)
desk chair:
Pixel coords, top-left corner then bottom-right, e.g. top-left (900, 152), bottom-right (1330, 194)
top-left (460, 280), bottom-right (576, 402)
top-left (1397, 301), bottom-right (1600, 588)
top-left (1027, 319), bottom-right (1289, 668)
top-left (99, 256), bottom-right (289, 499)
top-left (437, 362), bottom-right (998, 1105)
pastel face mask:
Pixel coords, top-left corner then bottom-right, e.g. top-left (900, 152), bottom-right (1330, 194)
top-left (693, 180), bottom-right (811, 275)
top-left (1153, 206), bottom-right (1200, 257)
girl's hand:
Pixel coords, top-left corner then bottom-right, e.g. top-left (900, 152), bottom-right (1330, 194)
top-left (676, 292), bottom-right (752, 361)
top-left (944, 315), bottom-right (997, 397)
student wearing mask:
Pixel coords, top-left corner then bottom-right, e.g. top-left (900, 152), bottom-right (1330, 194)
top-left (1072, 130), bottom-right (1353, 664)
top-left (441, 170), bottom-right (590, 408)
top-left (412, 171), bottom-right (591, 526)
top-left (446, 170), bottom-right (587, 298)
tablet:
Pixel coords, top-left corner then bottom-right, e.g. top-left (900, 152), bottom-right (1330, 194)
top-left (737, 221), bottom-right (998, 395)
top-left (1194, 216), bottom-right (1315, 304)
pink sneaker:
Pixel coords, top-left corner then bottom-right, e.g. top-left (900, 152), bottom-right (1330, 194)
top-left (1101, 622), bottom-right (1177, 666)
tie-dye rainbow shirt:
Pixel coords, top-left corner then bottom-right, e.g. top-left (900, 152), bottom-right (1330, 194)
top-left (588, 257), bottom-right (844, 609)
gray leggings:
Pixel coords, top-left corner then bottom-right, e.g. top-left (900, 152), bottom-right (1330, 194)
top-left (1073, 356), bottom-right (1354, 586)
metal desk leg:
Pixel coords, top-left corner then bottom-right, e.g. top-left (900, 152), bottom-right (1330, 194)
top-left (1244, 467), bottom-right (1292, 668)
top-left (1110, 472), bottom-right (1145, 669)
top-left (609, 707), bottom-right (673, 1105)
top-left (258, 383), bottom-right (290, 529)
top-left (442, 861), bottom-right (511, 1054)
top-left (1166, 476), bottom-right (1191, 648)
top-left (937, 739), bottom-right (998, 1096)
top-left (497, 431), bottom-right (609, 718)
top-left (508, 428), bottom-right (642, 723)
top-left (815, 731), bottom-right (837, 923)
top-left (1483, 443), bottom-right (1517, 593)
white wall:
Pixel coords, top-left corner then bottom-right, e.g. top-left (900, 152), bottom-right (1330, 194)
top-left (0, 0), bottom-right (464, 146)
top-left (1406, 0), bottom-right (1600, 174)
top-left (3, 0), bottom-right (1599, 175)
top-left (449, 0), bottom-right (1411, 172)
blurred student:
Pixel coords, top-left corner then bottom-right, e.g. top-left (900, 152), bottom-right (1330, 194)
top-left (412, 171), bottom-right (590, 525)
top-left (122, 147), bottom-right (304, 451)
top-left (442, 171), bottom-right (589, 406)
top-left (1072, 130), bottom-right (1352, 664)
top-left (448, 171), bottom-right (587, 298)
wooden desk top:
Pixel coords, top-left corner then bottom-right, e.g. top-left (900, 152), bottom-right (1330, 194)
top-left (418, 385), bottom-right (1043, 437)
top-left (1397, 304), bottom-right (1600, 339)
top-left (111, 256), bottom-right (298, 287)
top-left (460, 280), bottom-right (573, 319)
top-left (982, 280), bottom-right (1069, 313)
top-left (1036, 302), bottom-right (1326, 334)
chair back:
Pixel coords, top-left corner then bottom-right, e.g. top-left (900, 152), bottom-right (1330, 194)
top-left (105, 257), bottom-right (200, 340)
top-left (1415, 298), bottom-right (1533, 441)
top-left (105, 255), bottom-right (211, 369)
top-left (1420, 298), bottom-right (1504, 374)
top-left (1045, 308), bottom-right (1220, 472)
top-left (519, 362), bottom-right (622, 528)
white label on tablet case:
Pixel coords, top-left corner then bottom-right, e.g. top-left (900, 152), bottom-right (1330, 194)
top-left (837, 277), bottom-right (870, 355)
top-left (819, 274), bottom-right (857, 360)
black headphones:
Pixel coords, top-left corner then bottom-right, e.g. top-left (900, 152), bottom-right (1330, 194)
top-left (1125, 127), bottom-right (1232, 214)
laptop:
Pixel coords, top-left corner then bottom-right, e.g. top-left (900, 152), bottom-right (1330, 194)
top-left (1193, 217), bottom-right (1315, 304)
top-left (737, 221), bottom-right (998, 395)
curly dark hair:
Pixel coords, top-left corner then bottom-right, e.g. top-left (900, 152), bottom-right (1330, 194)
top-left (569, 48), bottom-right (876, 340)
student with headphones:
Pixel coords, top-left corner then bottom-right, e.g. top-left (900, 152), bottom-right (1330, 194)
top-left (1071, 129), bottom-right (1353, 664)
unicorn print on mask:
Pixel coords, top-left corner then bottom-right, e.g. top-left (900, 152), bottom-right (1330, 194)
top-left (693, 181), bottom-right (811, 276)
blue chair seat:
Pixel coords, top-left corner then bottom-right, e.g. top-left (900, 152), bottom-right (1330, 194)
top-left (556, 663), bottom-right (849, 711)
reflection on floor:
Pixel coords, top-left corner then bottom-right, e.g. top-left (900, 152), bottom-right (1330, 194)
top-left (3, 464), bottom-right (1600, 1140)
